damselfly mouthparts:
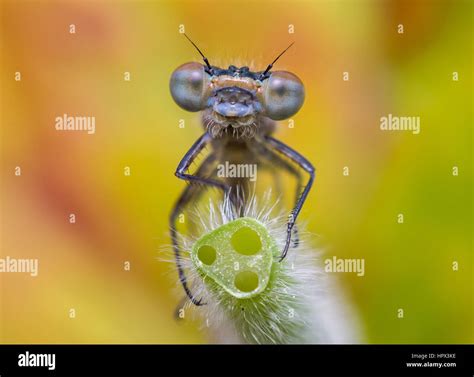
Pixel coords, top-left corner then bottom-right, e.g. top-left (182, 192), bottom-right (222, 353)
top-left (169, 35), bottom-right (315, 306)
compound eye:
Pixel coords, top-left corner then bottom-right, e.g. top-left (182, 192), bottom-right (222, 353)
top-left (262, 71), bottom-right (305, 120)
top-left (170, 62), bottom-right (209, 112)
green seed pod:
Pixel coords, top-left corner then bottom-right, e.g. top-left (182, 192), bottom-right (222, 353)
top-left (170, 194), bottom-right (361, 344)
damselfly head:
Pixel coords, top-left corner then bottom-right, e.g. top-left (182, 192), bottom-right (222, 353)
top-left (169, 35), bottom-right (305, 136)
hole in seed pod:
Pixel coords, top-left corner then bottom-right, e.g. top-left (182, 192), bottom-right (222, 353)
top-left (230, 226), bottom-right (262, 256)
top-left (197, 245), bottom-right (216, 265)
top-left (234, 271), bottom-right (259, 293)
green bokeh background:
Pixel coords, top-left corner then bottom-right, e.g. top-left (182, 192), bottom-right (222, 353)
top-left (1, 0), bottom-right (472, 343)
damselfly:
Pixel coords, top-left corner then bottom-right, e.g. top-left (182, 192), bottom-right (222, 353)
top-left (169, 35), bottom-right (315, 305)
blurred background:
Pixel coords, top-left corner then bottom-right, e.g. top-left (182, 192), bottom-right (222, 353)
top-left (0, 0), bottom-right (472, 343)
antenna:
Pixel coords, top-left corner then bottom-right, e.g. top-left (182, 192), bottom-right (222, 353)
top-left (260, 42), bottom-right (294, 79)
top-left (183, 33), bottom-right (213, 72)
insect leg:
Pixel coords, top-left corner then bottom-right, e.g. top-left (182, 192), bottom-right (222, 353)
top-left (175, 132), bottom-right (228, 192)
top-left (171, 133), bottom-right (230, 305)
top-left (258, 145), bottom-right (303, 248)
top-left (170, 168), bottom-right (213, 306)
top-left (264, 136), bottom-right (315, 261)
